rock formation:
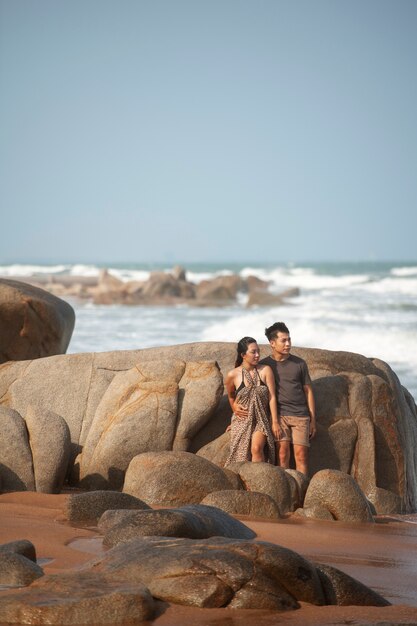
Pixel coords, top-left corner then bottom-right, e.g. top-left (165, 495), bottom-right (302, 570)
top-left (0, 342), bottom-right (416, 514)
top-left (0, 570), bottom-right (155, 624)
top-left (0, 553), bottom-right (43, 587)
top-left (225, 461), bottom-right (299, 515)
top-left (0, 528), bottom-right (390, 621)
top-left (200, 489), bottom-right (282, 519)
top-left (63, 490), bottom-right (151, 523)
top-left (101, 503), bottom-right (256, 547)
top-left (123, 451), bottom-right (237, 506)
top-left (89, 535), bottom-right (390, 610)
top-left (77, 361), bottom-right (223, 489)
top-left (8, 267), bottom-right (297, 308)
top-left (0, 405), bottom-right (70, 493)
top-left (297, 468), bottom-right (375, 522)
top-left (0, 279), bottom-right (75, 363)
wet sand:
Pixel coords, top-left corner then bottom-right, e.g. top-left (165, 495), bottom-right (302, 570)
top-left (1, 492), bottom-right (417, 625)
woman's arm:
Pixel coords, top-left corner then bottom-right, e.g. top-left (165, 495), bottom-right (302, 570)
top-left (226, 368), bottom-right (248, 418)
top-left (225, 370), bottom-right (238, 413)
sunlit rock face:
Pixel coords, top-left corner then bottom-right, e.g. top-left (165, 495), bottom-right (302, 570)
top-left (0, 278), bottom-right (75, 363)
top-left (0, 342), bottom-right (416, 513)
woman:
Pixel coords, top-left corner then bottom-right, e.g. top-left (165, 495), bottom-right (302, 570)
top-left (225, 336), bottom-right (280, 465)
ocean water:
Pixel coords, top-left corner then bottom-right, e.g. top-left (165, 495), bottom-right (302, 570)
top-left (2, 261), bottom-right (417, 401)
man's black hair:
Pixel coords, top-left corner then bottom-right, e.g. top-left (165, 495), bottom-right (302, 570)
top-left (265, 322), bottom-right (290, 342)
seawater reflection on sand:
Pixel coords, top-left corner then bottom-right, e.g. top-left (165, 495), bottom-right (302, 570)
top-left (244, 515), bottom-right (417, 607)
top-left (385, 513), bottom-right (417, 524)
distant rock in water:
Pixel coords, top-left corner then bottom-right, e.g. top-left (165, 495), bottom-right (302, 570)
top-left (7, 266), bottom-right (297, 308)
top-left (0, 279), bottom-right (75, 363)
top-left (0, 342), bottom-right (416, 514)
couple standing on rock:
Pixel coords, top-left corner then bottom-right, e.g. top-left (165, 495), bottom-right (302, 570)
top-left (225, 322), bottom-right (316, 476)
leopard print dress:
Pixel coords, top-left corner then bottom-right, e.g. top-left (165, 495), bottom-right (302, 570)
top-left (225, 367), bottom-right (276, 466)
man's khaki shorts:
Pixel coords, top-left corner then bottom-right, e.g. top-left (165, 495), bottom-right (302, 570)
top-left (279, 416), bottom-right (310, 447)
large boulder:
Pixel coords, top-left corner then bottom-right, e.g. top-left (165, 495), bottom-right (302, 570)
top-left (197, 431), bottom-right (230, 466)
top-left (227, 462), bottom-right (298, 515)
top-left (195, 275), bottom-right (241, 305)
top-left (246, 291), bottom-right (286, 307)
top-left (0, 571), bottom-right (155, 624)
top-left (0, 540), bottom-right (37, 563)
top-left (90, 535), bottom-right (389, 610)
top-left (0, 407), bottom-right (35, 491)
top-left (141, 271), bottom-right (194, 300)
top-left (78, 360), bottom-right (181, 489)
top-left (0, 342), bottom-right (416, 512)
top-left (366, 485), bottom-right (403, 515)
top-left (201, 490), bottom-right (282, 519)
top-left (285, 469), bottom-right (310, 504)
top-left (101, 504), bottom-right (256, 547)
top-left (302, 469), bottom-right (374, 522)
top-left (0, 552), bottom-right (43, 587)
top-left (24, 406), bottom-right (71, 493)
top-left (0, 404), bottom-right (71, 494)
top-left (0, 536), bottom-right (390, 617)
top-left (123, 451), bottom-right (237, 506)
top-left (0, 279), bottom-right (75, 363)
top-left (91, 269), bottom-right (128, 305)
top-left (78, 360), bottom-right (223, 489)
top-left (316, 562), bottom-right (390, 606)
top-left (63, 490), bottom-right (151, 523)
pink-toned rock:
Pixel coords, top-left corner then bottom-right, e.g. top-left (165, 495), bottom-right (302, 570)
top-left (195, 275), bottom-right (242, 304)
top-left (201, 490), bottom-right (282, 519)
top-left (0, 407), bottom-right (35, 491)
top-left (303, 469), bottom-right (374, 522)
top-left (0, 342), bottom-right (416, 514)
top-left (0, 279), bottom-right (74, 363)
top-left (24, 405), bottom-right (71, 494)
top-left (78, 360), bottom-right (222, 490)
top-left (123, 451), bottom-right (236, 506)
top-left (0, 571), bottom-right (154, 624)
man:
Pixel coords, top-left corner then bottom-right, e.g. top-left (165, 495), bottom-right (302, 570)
top-left (259, 322), bottom-right (316, 475)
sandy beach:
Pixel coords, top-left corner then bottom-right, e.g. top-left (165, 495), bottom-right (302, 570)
top-left (1, 492), bottom-right (417, 625)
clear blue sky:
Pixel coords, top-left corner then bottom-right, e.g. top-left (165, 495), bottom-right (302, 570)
top-left (1, 0), bottom-right (416, 264)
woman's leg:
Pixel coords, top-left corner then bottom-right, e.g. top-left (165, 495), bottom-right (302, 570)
top-left (251, 431), bottom-right (267, 462)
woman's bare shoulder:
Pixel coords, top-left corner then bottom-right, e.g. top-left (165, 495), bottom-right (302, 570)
top-left (226, 366), bottom-right (240, 381)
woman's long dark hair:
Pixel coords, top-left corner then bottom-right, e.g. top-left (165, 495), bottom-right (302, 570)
top-left (235, 336), bottom-right (257, 367)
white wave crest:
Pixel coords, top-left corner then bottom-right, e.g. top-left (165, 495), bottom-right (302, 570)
top-left (391, 266), bottom-right (417, 277)
top-left (0, 264), bottom-right (69, 276)
top-left (355, 277), bottom-right (417, 297)
top-left (69, 264), bottom-right (100, 277)
top-left (239, 266), bottom-right (369, 292)
top-left (107, 268), bottom-right (151, 283)
top-left (186, 269), bottom-right (234, 284)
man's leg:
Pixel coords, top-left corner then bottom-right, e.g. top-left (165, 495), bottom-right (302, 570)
top-left (278, 440), bottom-right (291, 468)
top-left (251, 431), bottom-right (266, 462)
top-left (293, 444), bottom-right (308, 475)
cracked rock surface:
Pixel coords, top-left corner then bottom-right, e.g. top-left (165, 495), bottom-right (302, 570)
top-left (89, 535), bottom-right (390, 610)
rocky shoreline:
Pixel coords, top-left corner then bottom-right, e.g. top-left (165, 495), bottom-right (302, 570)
top-left (0, 492), bottom-right (417, 625)
top-left (1, 279), bottom-right (417, 623)
top-left (2, 266), bottom-right (300, 307)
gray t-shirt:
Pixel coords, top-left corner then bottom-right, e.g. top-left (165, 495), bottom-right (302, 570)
top-left (260, 354), bottom-right (312, 417)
